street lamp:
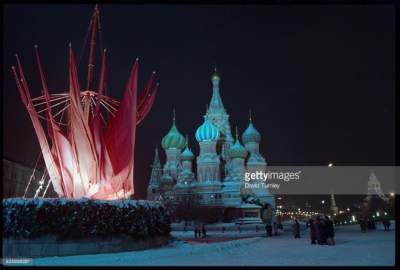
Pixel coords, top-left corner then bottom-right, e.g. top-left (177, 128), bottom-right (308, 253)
top-left (321, 200), bottom-right (325, 204)
top-left (328, 163), bottom-right (333, 167)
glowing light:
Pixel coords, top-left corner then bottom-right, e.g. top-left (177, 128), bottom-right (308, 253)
top-left (321, 200), bottom-right (325, 204)
top-left (352, 215), bottom-right (356, 222)
top-left (346, 208), bottom-right (350, 211)
top-left (390, 192), bottom-right (395, 197)
top-left (328, 163), bottom-right (333, 167)
top-left (376, 212), bottom-right (380, 217)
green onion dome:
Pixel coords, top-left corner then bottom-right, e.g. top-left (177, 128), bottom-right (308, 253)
top-left (229, 127), bottom-right (248, 159)
top-left (161, 118), bottom-right (186, 150)
top-left (242, 120), bottom-right (261, 144)
top-left (195, 118), bottom-right (220, 142)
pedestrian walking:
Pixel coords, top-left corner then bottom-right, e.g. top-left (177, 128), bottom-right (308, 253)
top-left (325, 216), bottom-right (335, 245)
top-left (293, 219), bottom-right (300, 238)
top-left (308, 218), bottom-right (317, 244)
top-left (273, 222), bottom-right (278, 236)
top-left (266, 223), bottom-right (273, 237)
top-left (202, 224), bottom-right (207, 238)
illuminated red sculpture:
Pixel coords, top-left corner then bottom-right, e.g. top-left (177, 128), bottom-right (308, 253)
top-left (11, 6), bottom-right (158, 199)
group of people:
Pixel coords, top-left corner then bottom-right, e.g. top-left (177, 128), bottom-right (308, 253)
top-left (306, 215), bottom-right (335, 245)
top-left (359, 217), bottom-right (391, 232)
top-left (358, 218), bottom-right (375, 232)
top-left (382, 218), bottom-right (391, 231)
top-left (194, 224), bottom-right (207, 238)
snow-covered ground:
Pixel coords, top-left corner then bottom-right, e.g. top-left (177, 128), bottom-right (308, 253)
top-left (23, 223), bottom-right (395, 266)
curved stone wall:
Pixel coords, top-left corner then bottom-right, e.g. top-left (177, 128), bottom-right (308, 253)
top-left (3, 235), bottom-right (170, 258)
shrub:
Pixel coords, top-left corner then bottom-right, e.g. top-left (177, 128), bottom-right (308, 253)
top-left (3, 198), bottom-right (171, 240)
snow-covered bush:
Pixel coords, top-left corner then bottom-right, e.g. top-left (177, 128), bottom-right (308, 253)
top-left (3, 198), bottom-right (171, 240)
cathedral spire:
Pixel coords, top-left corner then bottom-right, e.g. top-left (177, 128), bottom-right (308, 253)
top-left (235, 126), bottom-right (239, 140)
top-left (149, 147), bottom-right (161, 186)
top-left (330, 191), bottom-right (337, 208)
top-left (209, 67), bottom-right (226, 114)
top-left (249, 109), bottom-right (252, 122)
top-left (154, 147), bottom-right (159, 162)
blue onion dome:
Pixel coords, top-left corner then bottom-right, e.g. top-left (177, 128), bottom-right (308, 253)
top-left (242, 113), bottom-right (261, 144)
top-left (195, 113), bottom-right (220, 142)
top-left (181, 136), bottom-right (194, 161)
top-left (161, 111), bottom-right (186, 150)
top-left (229, 127), bottom-right (248, 159)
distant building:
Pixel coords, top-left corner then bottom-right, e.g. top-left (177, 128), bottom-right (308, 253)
top-left (330, 192), bottom-right (339, 215)
top-left (2, 159), bottom-right (56, 198)
top-left (147, 69), bottom-right (275, 223)
top-left (365, 171), bottom-right (389, 202)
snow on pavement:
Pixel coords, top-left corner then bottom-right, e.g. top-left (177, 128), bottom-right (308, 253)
top-left (29, 224), bottom-right (395, 266)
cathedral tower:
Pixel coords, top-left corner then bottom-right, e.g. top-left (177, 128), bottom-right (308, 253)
top-left (206, 69), bottom-right (233, 163)
top-left (242, 112), bottom-right (275, 208)
top-left (194, 112), bottom-right (223, 205)
top-left (147, 147), bottom-right (162, 200)
top-left (160, 110), bottom-right (186, 198)
top-left (222, 127), bottom-right (248, 207)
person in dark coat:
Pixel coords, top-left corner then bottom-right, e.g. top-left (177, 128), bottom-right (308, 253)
top-left (194, 226), bottom-right (198, 238)
top-left (293, 219), bottom-right (300, 238)
top-left (273, 222), bottom-right (278, 236)
top-left (308, 218), bottom-right (317, 244)
top-left (266, 224), bottom-right (273, 237)
top-left (319, 218), bottom-right (327, 244)
top-left (383, 218), bottom-right (391, 231)
top-left (325, 216), bottom-right (335, 245)
top-left (359, 219), bottom-right (367, 232)
top-left (315, 216), bottom-right (322, 243)
top-left (202, 224), bottom-right (207, 238)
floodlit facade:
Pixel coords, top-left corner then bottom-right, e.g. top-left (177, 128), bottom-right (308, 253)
top-left (147, 70), bottom-right (275, 222)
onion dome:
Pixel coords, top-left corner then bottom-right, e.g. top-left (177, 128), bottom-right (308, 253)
top-left (229, 127), bottom-right (248, 159)
top-left (211, 67), bottom-right (220, 83)
top-left (195, 109), bottom-right (220, 142)
top-left (161, 110), bottom-right (186, 150)
top-left (242, 110), bottom-right (261, 144)
top-left (181, 136), bottom-right (194, 161)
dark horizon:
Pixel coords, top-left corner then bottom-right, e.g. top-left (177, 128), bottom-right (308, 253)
top-left (3, 4), bottom-right (395, 198)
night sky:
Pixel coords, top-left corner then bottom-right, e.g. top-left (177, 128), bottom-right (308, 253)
top-left (3, 4), bottom-right (395, 199)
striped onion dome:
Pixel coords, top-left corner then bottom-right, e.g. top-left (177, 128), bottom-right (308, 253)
top-left (242, 119), bottom-right (261, 144)
top-left (195, 118), bottom-right (220, 142)
top-left (161, 115), bottom-right (186, 150)
top-left (229, 127), bottom-right (248, 159)
top-left (181, 136), bottom-right (194, 160)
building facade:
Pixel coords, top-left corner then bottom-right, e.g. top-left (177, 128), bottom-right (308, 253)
top-left (3, 159), bottom-right (57, 198)
top-left (147, 70), bottom-right (275, 222)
